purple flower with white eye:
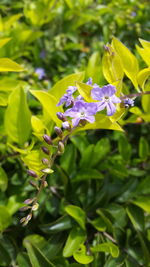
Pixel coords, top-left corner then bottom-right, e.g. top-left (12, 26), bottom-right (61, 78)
top-left (64, 100), bottom-right (98, 127)
top-left (123, 98), bottom-right (134, 108)
top-left (91, 84), bottom-right (121, 116)
top-left (35, 68), bottom-right (46, 80)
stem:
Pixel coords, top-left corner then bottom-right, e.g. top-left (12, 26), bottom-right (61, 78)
top-left (120, 91), bottom-right (150, 99)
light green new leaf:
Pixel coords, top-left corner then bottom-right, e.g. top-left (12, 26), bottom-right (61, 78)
top-left (6, 195), bottom-right (23, 215)
top-left (91, 242), bottom-right (119, 258)
top-left (63, 227), bottom-right (86, 257)
top-left (73, 244), bottom-right (94, 264)
top-left (76, 82), bottom-right (93, 102)
top-left (31, 116), bottom-right (49, 140)
top-left (0, 37), bottom-right (11, 49)
top-left (112, 37), bottom-right (139, 91)
top-left (132, 196), bottom-right (150, 213)
top-left (75, 114), bottom-right (123, 133)
top-left (21, 150), bottom-right (49, 177)
top-left (65, 205), bottom-right (86, 230)
top-left (0, 167), bottom-right (8, 192)
top-left (136, 45), bottom-right (150, 67)
top-left (49, 72), bottom-right (85, 101)
top-left (0, 58), bottom-right (24, 72)
top-left (30, 90), bottom-right (62, 126)
top-left (0, 206), bottom-right (12, 232)
top-left (86, 51), bottom-right (103, 84)
top-left (5, 87), bottom-right (31, 145)
top-left (102, 44), bottom-right (124, 91)
top-left (139, 38), bottom-right (150, 49)
top-left (137, 68), bottom-right (150, 91)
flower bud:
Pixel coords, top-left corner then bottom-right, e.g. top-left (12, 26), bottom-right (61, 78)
top-left (56, 112), bottom-right (66, 122)
top-left (26, 214), bottom-right (32, 222)
top-left (29, 180), bottom-right (39, 189)
top-left (41, 168), bottom-right (54, 174)
top-left (24, 198), bottom-right (35, 205)
top-left (27, 170), bottom-right (38, 178)
top-left (41, 146), bottom-right (50, 155)
top-left (43, 134), bottom-right (53, 145)
top-left (62, 121), bottom-right (71, 131)
top-left (20, 206), bottom-right (31, 211)
top-left (32, 203), bottom-right (39, 211)
top-left (58, 141), bottom-right (65, 153)
top-left (43, 181), bottom-right (48, 187)
top-left (42, 158), bottom-right (49, 165)
top-left (54, 126), bottom-right (63, 138)
top-left (20, 217), bottom-right (26, 224)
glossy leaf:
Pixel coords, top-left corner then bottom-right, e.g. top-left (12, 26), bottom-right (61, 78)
top-left (4, 87), bottom-right (31, 145)
top-left (30, 90), bottom-right (62, 126)
top-left (132, 196), bottom-right (150, 213)
top-left (0, 58), bottom-right (24, 72)
top-left (49, 72), bottom-right (85, 100)
top-left (118, 135), bottom-right (132, 161)
top-left (91, 242), bottom-right (119, 258)
top-left (139, 136), bottom-right (149, 160)
top-left (112, 37), bottom-right (139, 91)
top-left (65, 205), bottom-right (86, 230)
top-left (137, 68), bottom-right (150, 91)
top-left (0, 167), bottom-right (8, 192)
top-left (126, 205), bottom-right (144, 232)
top-left (63, 227), bottom-right (86, 257)
top-left (73, 244), bottom-right (94, 264)
top-left (76, 82), bottom-right (93, 102)
top-left (40, 215), bottom-right (73, 233)
top-left (0, 206), bottom-right (12, 232)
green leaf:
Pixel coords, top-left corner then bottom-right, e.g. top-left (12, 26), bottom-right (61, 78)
top-left (30, 90), bottom-right (62, 126)
top-left (90, 217), bottom-right (107, 231)
top-left (139, 136), bottom-right (149, 160)
top-left (60, 144), bottom-right (76, 174)
top-left (73, 244), bottom-right (94, 264)
top-left (118, 135), bottom-right (132, 161)
top-left (0, 37), bottom-right (11, 48)
top-left (40, 215), bottom-right (73, 233)
top-left (126, 205), bottom-right (144, 232)
top-left (17, 252), bottom-right (31, 267)
top-left (91, 138), bottom-right (110, 166)
top-left (65, 205), bottom-right (86, 230)
top-left (136, 44), bottom-right (150, 66)
top-left (141, 87), bottom-right (150, 113)
top-left (63, 227), bottom-right (86, 257)
top-left (0, 58), bottom-right (24, 72)
top-left (73, 169), bottom-right (104, 181)
top-left (96, 209), bottom-right (113, 233)
top-left (112, 37), bottom-right (139, 91)
top-left (49, 72), bottom-right (85, 101)
top-left (137, 68), bottom-right (150, 91)
top-left (4, 87), bottom-right (31, 145)
top-left (132, 196), bottom-right (150, 213)
top-left (91, 242), bottom-right (119, 258)
top-left (6, 195), bottom-right (23, 215)
top-left (0, 167), bottom-right (8, 191)
top-left (0, 206), bottom-right (12, 232)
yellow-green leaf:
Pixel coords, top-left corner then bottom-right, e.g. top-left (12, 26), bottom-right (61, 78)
top-left (49, 72), bottom-right (85, 101)
top-left (137, 68), bottom-right (150, 91)
top-left (136, 45), bottom-right (150, 67)
top-left (0, 58), bottom-right (24, 72)
top-left (76, 82), bottom-right (93, 102)
top-left (73, 244), bottom-right (94, 264)
top-left (112, 37), bottom-right (139, 91)
top-left (0, 38), bottom-right (11, 49)
top-left (132, 197), bottom-right (150, 213)
top-left (65, 205), bottom-right (86, 230)
top-left (91, 242), bottom-right (119, 258)
top-left (4, 87), bottom-right (31, 145)
top-left (86, 51), bottom-right (103, 84)
top-left (30, 90), bottom-right (62, 126)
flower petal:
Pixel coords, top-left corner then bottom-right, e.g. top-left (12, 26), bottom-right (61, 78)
top-left (106, 102), bottom-right (116, 116)
top-left (101, 84), bottom-right (116, 97)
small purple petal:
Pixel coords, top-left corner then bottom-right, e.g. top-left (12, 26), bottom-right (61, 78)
top-left (72, 118), bottom-right (81, 127)
top-left (97, 101), bottom-right (106, 111)
top-left (124, 98), bottom-right (134, 107)
top-left (84, 115), bottom-right (95, 123)
top-left (106, 102), bottom-right (116, 116)
top-left (111, 95), bottom-right (121, 104)
top-left (35, 68), bottom-right (46, 80)
top-left (66, 86), bottom-right (77, 94)
top-left (86, 78), bottom-right (93, 85)
top-left (101, 85), bottom-right (116, 97)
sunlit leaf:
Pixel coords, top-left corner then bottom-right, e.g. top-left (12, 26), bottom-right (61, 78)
top-left (73, 244), bottom-right (94, 264)
top-left (0, 167), bottom-right (8, 192)
top-left (0, 58), bottom-right (24, 72)
top-left (65, 205), bottom-right (86, 230)
top-left (91, 242), bottom-right (119, 258)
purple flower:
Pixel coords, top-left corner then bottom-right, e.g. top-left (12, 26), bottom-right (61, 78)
top-left (123, 98), bottom-right (134, 108)
top-left (62, 121), bottom-right (70, 130)
top-left (57, 93), bottom-right (74, 107)
top-left (86, 78), bottom-right (93, 86)
top-left (91, 84), bottom-right (121, 116)
top-left (40, 50), bottom-right (46, 59)
top-left (64, 100), bottom-right (98, 127)
top-left (35, 68), bottom-right (46, 80)
top-left (66, 86), bottom-right (77, 94)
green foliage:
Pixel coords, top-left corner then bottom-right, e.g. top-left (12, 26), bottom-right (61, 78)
top-left (0, 1), bottom-right (150, 266)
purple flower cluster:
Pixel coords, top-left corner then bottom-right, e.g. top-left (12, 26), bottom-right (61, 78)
top-left (35, 68), bottom-right (46, 80)
top-left (56, 78), bottom-right (134, 128)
